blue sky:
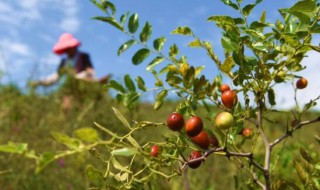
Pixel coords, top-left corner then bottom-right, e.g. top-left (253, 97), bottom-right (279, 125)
top-left (0, 0), bottom-right (319, 109)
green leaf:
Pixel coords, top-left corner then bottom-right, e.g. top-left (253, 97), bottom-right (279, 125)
top-left (221, 55), bottom-right (235, 74)
top-left (171, 26), bottom-right (193, 36)
top-left (111, 148), bottom-right (138, 156)
top-left (154, 89), bottom-right (168, 110)
top-left (267, 88), bottom-right (276, 106)
top-left (0, 142), bottom-right (28, 154)
top-left (135, 76), bottom-right (146, 91)
top-left (36, 152), bottom-right (55, 174)
top-left (85, 165), bottom-right (104, 186)
top-left (132, 48), bottom-right (150, 65)
top-left (74, 127), bottom-right (99, 143)
top-left (219, 0), bottom-right (239, 10)
top-left (51, 131), bottom-right (81, 150)
top-left (207, 15), bottom-right (235, 26)
top-left (315, 163), bottom-right (320, 171)
top-left (140, 22), bottom-right (152, 43)
top-left (128, 13), bottom-right (139, 33)
top-left (195, 66), bottom-right (205, 77)
top-left (188, 39), bottom-right (202, 47)
top-left (112, 107), bottom-right (131, 129)
top-left (250, 21), bottom-right (272, 29)
top-left (108, 80), bottom-right (126, 93)
top-left (169, 44), bottom-right (179, 58)
top-left (93, 16), bottom-right (124, 31)
top-left (123, 92), bottom-right (139, 107)
top-left (146, 56), bottom-right (165, 71)
top-left (118, 39), bottom-right (136, 56)
top-left (124, 74), bottom-right (136, 91)
top-left (112, 157), bottom-right (132, 173)
top-left (120, 11), bottom-right (129, 25)
top-left (315, 135), bottom-right (320, 145)
top-left (221, 36), bottom-right (238, 52)
top-left (153, 37), bottom-right (166, 51)
top-left (90, 0), bottom-right (107, 13)
top-left (126, 135), bottom-right (141, 149)
top-left (101, 0), bottom-right (116, 15)
top-left (288, 0), bottom-right (317, 23)
top-left (242, 4), bottom-right (255, 17)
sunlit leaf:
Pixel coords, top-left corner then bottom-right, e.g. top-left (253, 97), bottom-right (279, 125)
top-left (51, 131), bottom-right (81, 150)
top-left (154, 89), bottom-right (168, 110)
top-left (128, 13), bottom-right (139, 33)
top-left (136, 76), bottom-right (147, 91)
top-left (120, 11), bottom-right (129, 25)
top-left (146, 56), bottom-right (165, 71)
top-left (93, 16), bottom-right (124, 31)
top-left (118, 39), bottom-right (136, 56)
top-left (140, 22), bottom-right (152, 43)
top-left (221, 36), bottom-right (238, 52)
top-left (219, 0), bottom-right (239, 10)
top-left (74, 127), bottom-right (99, 143)
top-left (132, 48), bottom-right (150, 65)
top-left (288, 0), bottom-right (317, 23)
top-left (171, 26), bottom-right (193, 36)
top-left (169, 44), bottom-right (179, 58)
top-left (221, 55), bottom-right (235, 74)
top-left (0, 142), bottom-right (28, 154)
top-left (153, 37), bottom-right (166, 51)
top-left (112, 107), bottom-right (131, 129)
top-left (188, 39), bottom-right (202, 47)
top-left (101, 0), bottom-right (116, 15)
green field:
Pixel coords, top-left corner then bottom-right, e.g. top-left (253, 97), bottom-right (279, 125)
top-left (0, 80), bottom-right (319, 190)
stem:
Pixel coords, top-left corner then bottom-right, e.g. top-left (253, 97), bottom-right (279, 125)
top-left (270, 117), bottom-right (320, 148)
top-left (257, 98), bottom-right (271, 190)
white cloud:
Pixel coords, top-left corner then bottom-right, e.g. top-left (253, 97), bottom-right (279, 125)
top-left (60, 17), bottom-right (80, 33)
top-left (0, 39), bottom-right (32, 57)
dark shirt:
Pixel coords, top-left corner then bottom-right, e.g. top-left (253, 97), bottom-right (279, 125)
top-left (58, 52), bottom-right (93, 74)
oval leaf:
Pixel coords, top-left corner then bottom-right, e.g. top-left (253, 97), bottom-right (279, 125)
top-left (135, 76), bottom-right (146, 91)
top-left (132, 48), bottom-right (150, 65)
top-left (124, 74), bottom-right (136, 91)
top-left (93, 16), bottom-right (124, 31)
top-left (153, 37), bottom-right (166, 51)
top-left (112, 107), bottom-right (131, 129)
top-left (111, 148), bottom-right (138, 156)
top-left (154, 89), bottom-right (168, 110)
top-left (118, 39), bottom-right (136, 56)
top-left (107, 80), bottom-right (126, 93)
top-left (146, 56), bottom-right (165, 71)
top-left (140, 22), bottom-right (152, 43)
top-left (128, 13), bottom-right (139, 33)
top-left (171, 26), bottom-right (193, 36)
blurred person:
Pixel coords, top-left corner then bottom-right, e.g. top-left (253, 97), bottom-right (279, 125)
top-left (32, 33), bottom-right (103, 86)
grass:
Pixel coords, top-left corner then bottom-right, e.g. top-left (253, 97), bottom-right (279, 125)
top-left (0, 79), bottom-right (319, 190)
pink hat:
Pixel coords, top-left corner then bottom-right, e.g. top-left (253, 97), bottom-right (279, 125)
top-left (52, 33), bottom-right (81, 55)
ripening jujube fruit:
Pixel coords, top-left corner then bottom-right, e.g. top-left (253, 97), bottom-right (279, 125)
top-left (242, 127), bottom-right (253, 138)
top-left (221, 90), bottom-right (238, 109)
top-left (188, 151), bottom-right (202, 169)
top-left (219, 84), bottom-right (230, 93)
top-left (191, 130), bottom-right (210, 149)
top-left (186, 116), bottom-right (203, 137)
top-left (296, 78), bottom-right (308, 89)
top-left (215, 112), bottom-right (234, 130)
top-left (150, 145), bottom-right (159, 157)
top-left (167, 112), bottom-right (185, 131)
